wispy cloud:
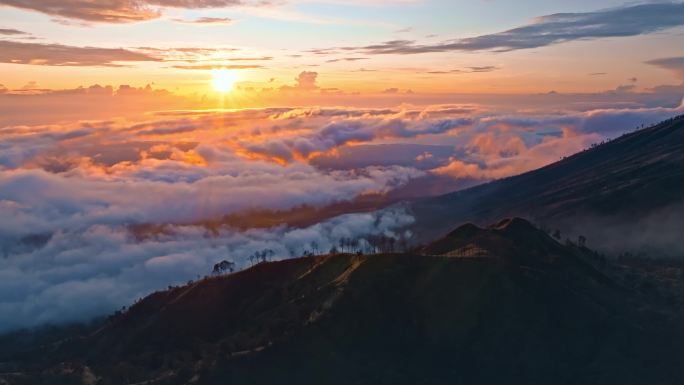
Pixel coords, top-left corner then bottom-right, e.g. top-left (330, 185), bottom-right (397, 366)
top-left (171, 16), bottom-right (236, 24)
top-left (326, 57), bottom-right (369, 63)
top-left (134, 46), bottom-right (241, 62)
top-left (171, 64), bottom-right (264, 70)
top-left (332, 3), bottom-right (684, 54)
top-left (0, 40), bottom-right (159, 66)
top-left (0, 27), bottom-right (28, 35)
top-left (229, 56), bottom-right (273, 61)
top-left (426, 66), bottom-right (498, 75)
top-left (647, 56), bottom-right (684, 79)
top-left (0, 0), bottom-right (250, 23)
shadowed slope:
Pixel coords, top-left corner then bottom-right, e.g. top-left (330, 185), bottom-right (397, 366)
top-left (411, 115), bottom-right (684, 242)
top-left (5, 219), bottom-right (684, 385)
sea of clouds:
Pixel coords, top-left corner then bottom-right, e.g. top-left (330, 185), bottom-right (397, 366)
top-left (1, 100), bottom-right (683, 333)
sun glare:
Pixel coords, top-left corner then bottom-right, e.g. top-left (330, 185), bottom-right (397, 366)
top-left (212, 69), bottom-right (238, 93)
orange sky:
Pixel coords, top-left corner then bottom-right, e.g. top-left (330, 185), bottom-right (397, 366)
top-left (1, 1), bottom-right (683, 101)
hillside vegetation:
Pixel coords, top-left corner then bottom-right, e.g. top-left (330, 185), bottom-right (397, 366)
top-left (3, 218), bottom-right (683, 385)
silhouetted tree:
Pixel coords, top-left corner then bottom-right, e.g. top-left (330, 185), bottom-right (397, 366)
top-left (378, 236), bottom-right (386, 253)
top-left (256, 249), bottom-right (272, 263)
top-left (399, 237), bottom-right (409, 253)
top-left (339, 238), bottom-right (351, 253)
top-left (366, 236), bottom-right (377, 253)
top-left (578, 235), bottom-right (587, 247)
top-left (212, 260), bottom-right (236, 275)
top-left (351, 238), bottom-right (360, 253)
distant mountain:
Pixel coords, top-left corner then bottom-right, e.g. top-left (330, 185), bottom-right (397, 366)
top-left (410, 115), bottom-right (684, 252)
top-left (3, 218), bottom-right (683, 385)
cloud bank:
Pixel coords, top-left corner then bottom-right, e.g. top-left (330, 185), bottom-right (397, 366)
top-left (1, 99), bottom-right (683, 333)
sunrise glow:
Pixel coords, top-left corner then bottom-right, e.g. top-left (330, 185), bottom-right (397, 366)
top-left (211, 69), bottom-right (238, 93)
top-left (2, 2), bottom-right (684, 381)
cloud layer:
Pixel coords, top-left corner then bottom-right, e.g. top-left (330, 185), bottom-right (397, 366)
top-left (1, 98), bottom-right (683, 333)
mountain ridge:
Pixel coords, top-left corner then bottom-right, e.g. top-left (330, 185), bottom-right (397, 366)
top-left (3, 218), bottom-right (684, 385)
top-left (410, 115), bottom-right (684, 247)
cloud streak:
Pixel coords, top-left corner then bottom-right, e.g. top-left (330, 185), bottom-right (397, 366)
top-left (0, 0), bottom-right (248, 23)
top-left (339, 3), bottom-right (684, 54)
top-left (0, 40), bottom-right (159, 66)
top-left (171, 64), bottom-right (263, 70)
top-left (647, 56), bottom-right (684, 79)
top-left (0, 28), bottom-right (28, 35)
top-left (172, 16), bottom-right (235, 24)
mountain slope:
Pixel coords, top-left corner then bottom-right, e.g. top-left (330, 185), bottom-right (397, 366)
top-left (410, 115), bottom-right (684, 243)
top-left (5, 219), bottom-right (683, 385)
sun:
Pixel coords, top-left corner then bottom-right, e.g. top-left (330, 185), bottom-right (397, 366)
top-left (212, 69), bottom-right (238, 93)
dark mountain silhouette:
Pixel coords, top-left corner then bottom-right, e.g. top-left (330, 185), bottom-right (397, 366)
top-left (410, 115), bottom-right (684, 245)
top-left (3, 218), bottom-right (683, 385)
